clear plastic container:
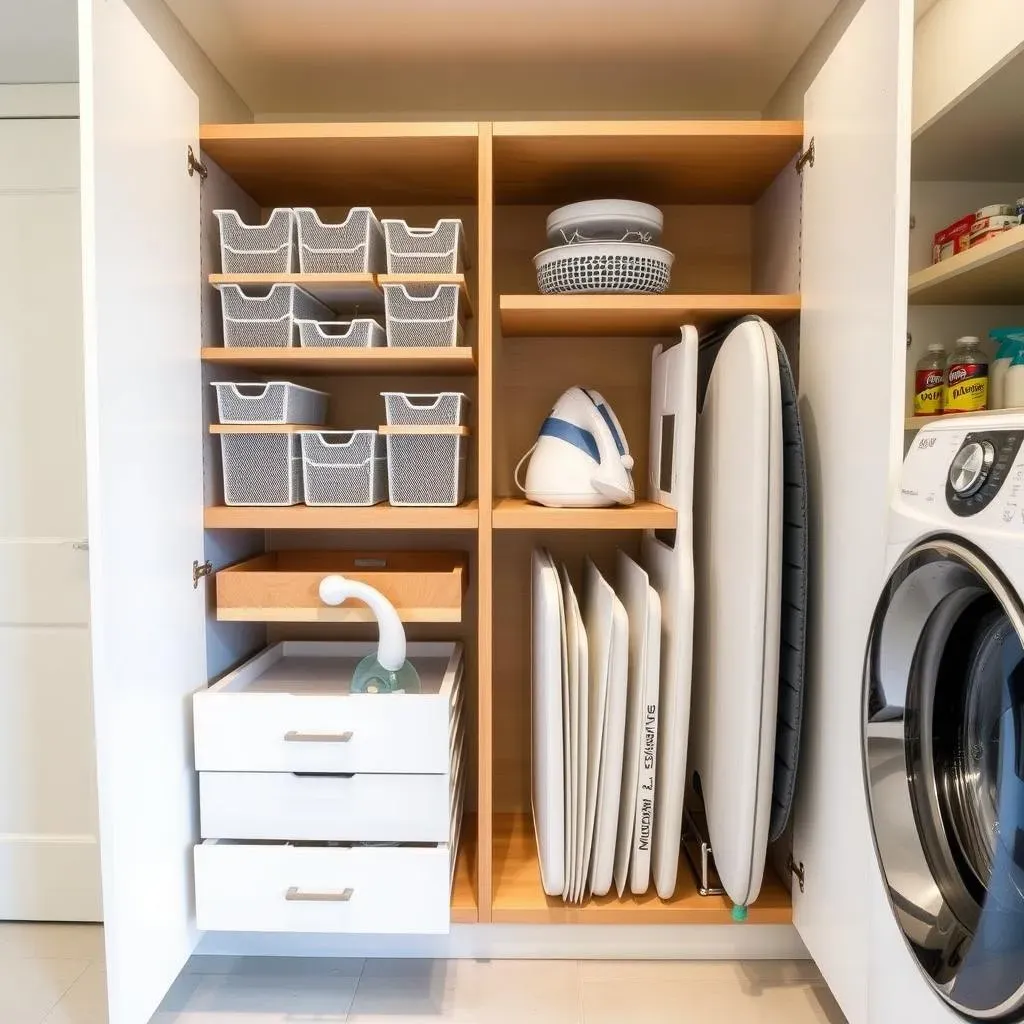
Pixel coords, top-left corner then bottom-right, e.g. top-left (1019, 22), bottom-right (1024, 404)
top-left (944, 336), bottom-right (989, 414)
top-left (913, 343), bottom-right (945, 416)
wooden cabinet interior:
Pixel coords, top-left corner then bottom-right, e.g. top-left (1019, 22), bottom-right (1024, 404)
top-left (200, 119), bottom-right (803, 925)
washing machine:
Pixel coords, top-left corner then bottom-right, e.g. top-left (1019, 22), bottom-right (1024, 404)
top-left (863, 412), bottom-right (1024, 1022)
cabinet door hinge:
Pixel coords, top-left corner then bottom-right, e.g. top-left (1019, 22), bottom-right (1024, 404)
top-left (187, 145), bottom-right (208, 181)
top-left (795, 138), bottom-right (815, 175)
top-left (193, 559), bottom-right (213, 589)
top-left (787, 852), bottom-right (806, 892)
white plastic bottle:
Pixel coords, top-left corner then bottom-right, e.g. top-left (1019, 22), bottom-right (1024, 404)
top-left (990, 328), bottom-right (1024, 410)
top-left (1006, 346), bottom-right (1024, 410)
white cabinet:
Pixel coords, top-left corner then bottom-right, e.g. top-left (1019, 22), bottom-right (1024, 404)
top-left (77, 0), bottom-right (914, 1021)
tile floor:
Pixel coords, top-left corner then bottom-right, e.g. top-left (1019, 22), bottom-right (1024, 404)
top-left (0, 922), bottom-right (846, 1024)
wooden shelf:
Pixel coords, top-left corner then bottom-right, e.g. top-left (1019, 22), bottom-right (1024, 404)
top-left (491, 814), bottom-right (791, 924)
top-left (201, 346), bottom-right (476, 376)
top-left (493, 498), bottom-right (676, 530)
top-left (908, 225), bottom-right (1024, 305)
top-left (451, 814), bottom-right (479, 924)
top-left (499, 294), bottom-right (801, 337)
top-left (492, 121), bottom-right (804, 204)
top-left (199, 122), bottom-right (479, 206)
top-left (378, 274), bottom-right (474, 316)
top-left (210, 273), bottom-right (381, 308)
top-left (204, 501), bottom-right (479, 530)
top-left (209, 423), bottom-right (316, 434)
top-left (905, 407), bottom-right (1024, 430)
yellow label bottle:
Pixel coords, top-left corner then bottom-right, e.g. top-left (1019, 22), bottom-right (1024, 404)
top-left (944, 336), bottom-right (988, 414)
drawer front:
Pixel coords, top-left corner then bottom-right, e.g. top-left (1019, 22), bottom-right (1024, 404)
top-left (194, 840), bottom-right (452, 934)
top-left (199, 771), bottom-right (452, 842)
top-left (194, 690), bottom-right (454, 773)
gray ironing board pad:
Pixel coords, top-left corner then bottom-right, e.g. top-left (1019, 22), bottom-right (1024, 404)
top-left (770, 329), bottom-right (807, 842)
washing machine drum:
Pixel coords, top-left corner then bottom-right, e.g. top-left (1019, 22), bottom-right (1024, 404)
top-left (864, 538), bottom-right (1024, 1020)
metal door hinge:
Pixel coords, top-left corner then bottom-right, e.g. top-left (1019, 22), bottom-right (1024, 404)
top-left (193, 559), bottom-right (213, 588)
top-left (787, 853), bottom-right (806, 893)
top-left (909, 214), bottom-right (916, 230)
top-left (795, 138), bottom-right (815, 175)
top-left (187, 145), bottom-right (208, 180)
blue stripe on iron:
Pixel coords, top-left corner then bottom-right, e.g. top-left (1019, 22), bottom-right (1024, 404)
top-left (539, 417), bottom-right (600, 462)
top-left (595, 403), bottom-right (626, 455)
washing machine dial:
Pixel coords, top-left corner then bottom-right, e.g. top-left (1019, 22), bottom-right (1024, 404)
top-left (949, 440), bottom-right (995, 497)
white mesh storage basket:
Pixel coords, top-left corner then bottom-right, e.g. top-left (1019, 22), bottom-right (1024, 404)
top-left (211, 382), bottom-right (329, 425)
top-left (295, 207), bottom-right (386, 274)
top-left (383, 284), bottom-right (463, 348)
top-left (382, 392), bottom-right (470, 427)
top-left (300, 430), bottom-right (386, 506)
top-left (220, 433), bottom-right (303, 506)
top-left (386, 432), bottom-right (468, 507)
top-left (383, 219), bottom-right (468, 274)
top-left (296, 318), bottom-right (386, 349)
top-left (219, 284), bottom-right (334, 348)
top-left (534, 242), bottom-right (674, 294)
top-left (214, 208), bottom-right (295, 274)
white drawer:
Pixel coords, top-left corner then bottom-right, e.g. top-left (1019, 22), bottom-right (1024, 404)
top-left (194, 641), bottom-right (463, 774)
top-left (199, 734), bottom-right (465, 843)
top-left (194, 838), bottom-right (454, 934)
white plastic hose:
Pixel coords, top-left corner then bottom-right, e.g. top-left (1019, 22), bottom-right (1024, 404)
top-left (318, 575), bottom-right (406, 671)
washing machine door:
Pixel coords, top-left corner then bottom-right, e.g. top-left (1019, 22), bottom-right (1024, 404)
top-left (865, 538), bottom-right (1024, 1020)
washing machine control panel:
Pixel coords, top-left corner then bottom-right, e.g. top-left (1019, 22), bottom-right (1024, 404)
top-left (945, 430), bottom-right (1024, 516)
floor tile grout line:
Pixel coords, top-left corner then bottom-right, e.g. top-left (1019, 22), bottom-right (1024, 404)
top-left (37, 955), bottom-right (95, 1024)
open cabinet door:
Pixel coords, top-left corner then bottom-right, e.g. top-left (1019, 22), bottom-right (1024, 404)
top-left (79, 2), bottom-right (205, 1021)
top-left (794, 0), bottom-right (913, 1021)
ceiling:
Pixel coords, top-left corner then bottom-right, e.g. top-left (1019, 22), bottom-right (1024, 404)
top-left (164, 0), bottom-right (843, 117)
top-left (0, 0), bottom-right (77, 83)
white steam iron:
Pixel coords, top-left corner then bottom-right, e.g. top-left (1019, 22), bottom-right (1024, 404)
top-left (516, 387), bottom-right (635, 508)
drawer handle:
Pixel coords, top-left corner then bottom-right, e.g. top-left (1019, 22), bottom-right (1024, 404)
top-left (284, 730), bottom-right (353, 743)
top-left (285, 886), bottom-right (354, 903)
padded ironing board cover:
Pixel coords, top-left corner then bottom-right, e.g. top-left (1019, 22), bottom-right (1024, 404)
top-left (692, 315), bottom-right (782, 908)
top-left (770, 329), bottom-right (808, 842)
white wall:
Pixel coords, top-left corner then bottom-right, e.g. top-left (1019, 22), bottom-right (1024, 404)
top-left (0, 0), bottom-right (77, 84)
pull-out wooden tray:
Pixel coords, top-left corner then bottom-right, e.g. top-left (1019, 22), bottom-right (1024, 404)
top-left (215, 550), bottom-right (468, 623)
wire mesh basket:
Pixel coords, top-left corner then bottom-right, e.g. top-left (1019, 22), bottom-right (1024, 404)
top-left (296, 318), bottom-right (386, 349)
top-left (211, 382), bottom-right (329, 425)
top-left (534, 242), bottom-right (674, 294)
top-left (383, 284), bottom-right (463, 348)
top-left (294, 207), bottom-right (386, 274)
top-left (220, 433), bottom-right (303, 506)
top-left (381, 392), bottom-right (470, 427)
top-left (385, 431), bottom-right (468, 507)
top-left (300, 430), bottom-right (387, 506)
top-left (218, 284), bottom-right (334, 348)
top-left (383, 219), bottom-right (468, 274)
top-left (214, 208), bottom-right (296, 274)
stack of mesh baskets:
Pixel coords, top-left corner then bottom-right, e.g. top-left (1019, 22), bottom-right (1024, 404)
top-left (211, 382), bottom-right (329, 506)
top-left (380, 392), bottom-right (470, 506)
top-left (533, 200), bottom-right (674, 294)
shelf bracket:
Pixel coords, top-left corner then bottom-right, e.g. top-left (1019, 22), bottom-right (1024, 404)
top-left (795, 138), bottom-right (815, 175)
top-left (187, 145), bottom-right (208, 181)
top-left (787, 853), bottom-right (806, 893)
top-left (193, 559), bottom-right (213, 589)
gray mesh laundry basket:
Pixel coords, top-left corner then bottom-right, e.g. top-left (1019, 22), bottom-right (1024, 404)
top-left (300, 430), bottom-right (387, 506)
top-left (381, 392), bottom-right (470, 427)
top-left (218, 284), bottom-right (334, 348)
top-left (383, 284), bottom-right (463, 348)
top-left (295, 207), bottom-right (386, 274)
top-left (383, 218), bottom-right (468, 274)
top-left (220, 433), bottom-right (303, 506)
top-left (385, 430), bottom-right (468, 507)
top-left (212, 382), bottom-right (329, 425)
top-left (214, 208), bottom-right (296, 274)
top-left (296, 318), bottom-right (386, 349)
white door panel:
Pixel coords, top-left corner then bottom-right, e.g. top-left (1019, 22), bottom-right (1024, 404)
top-left (79, 0), bottom-right (205, 1021)
top-left (0, 541), bottom-right (90, 625)
top-left (795, 0), bottom-right (913, 1021)
top-left (0, 114), bottom-right (99, 924)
